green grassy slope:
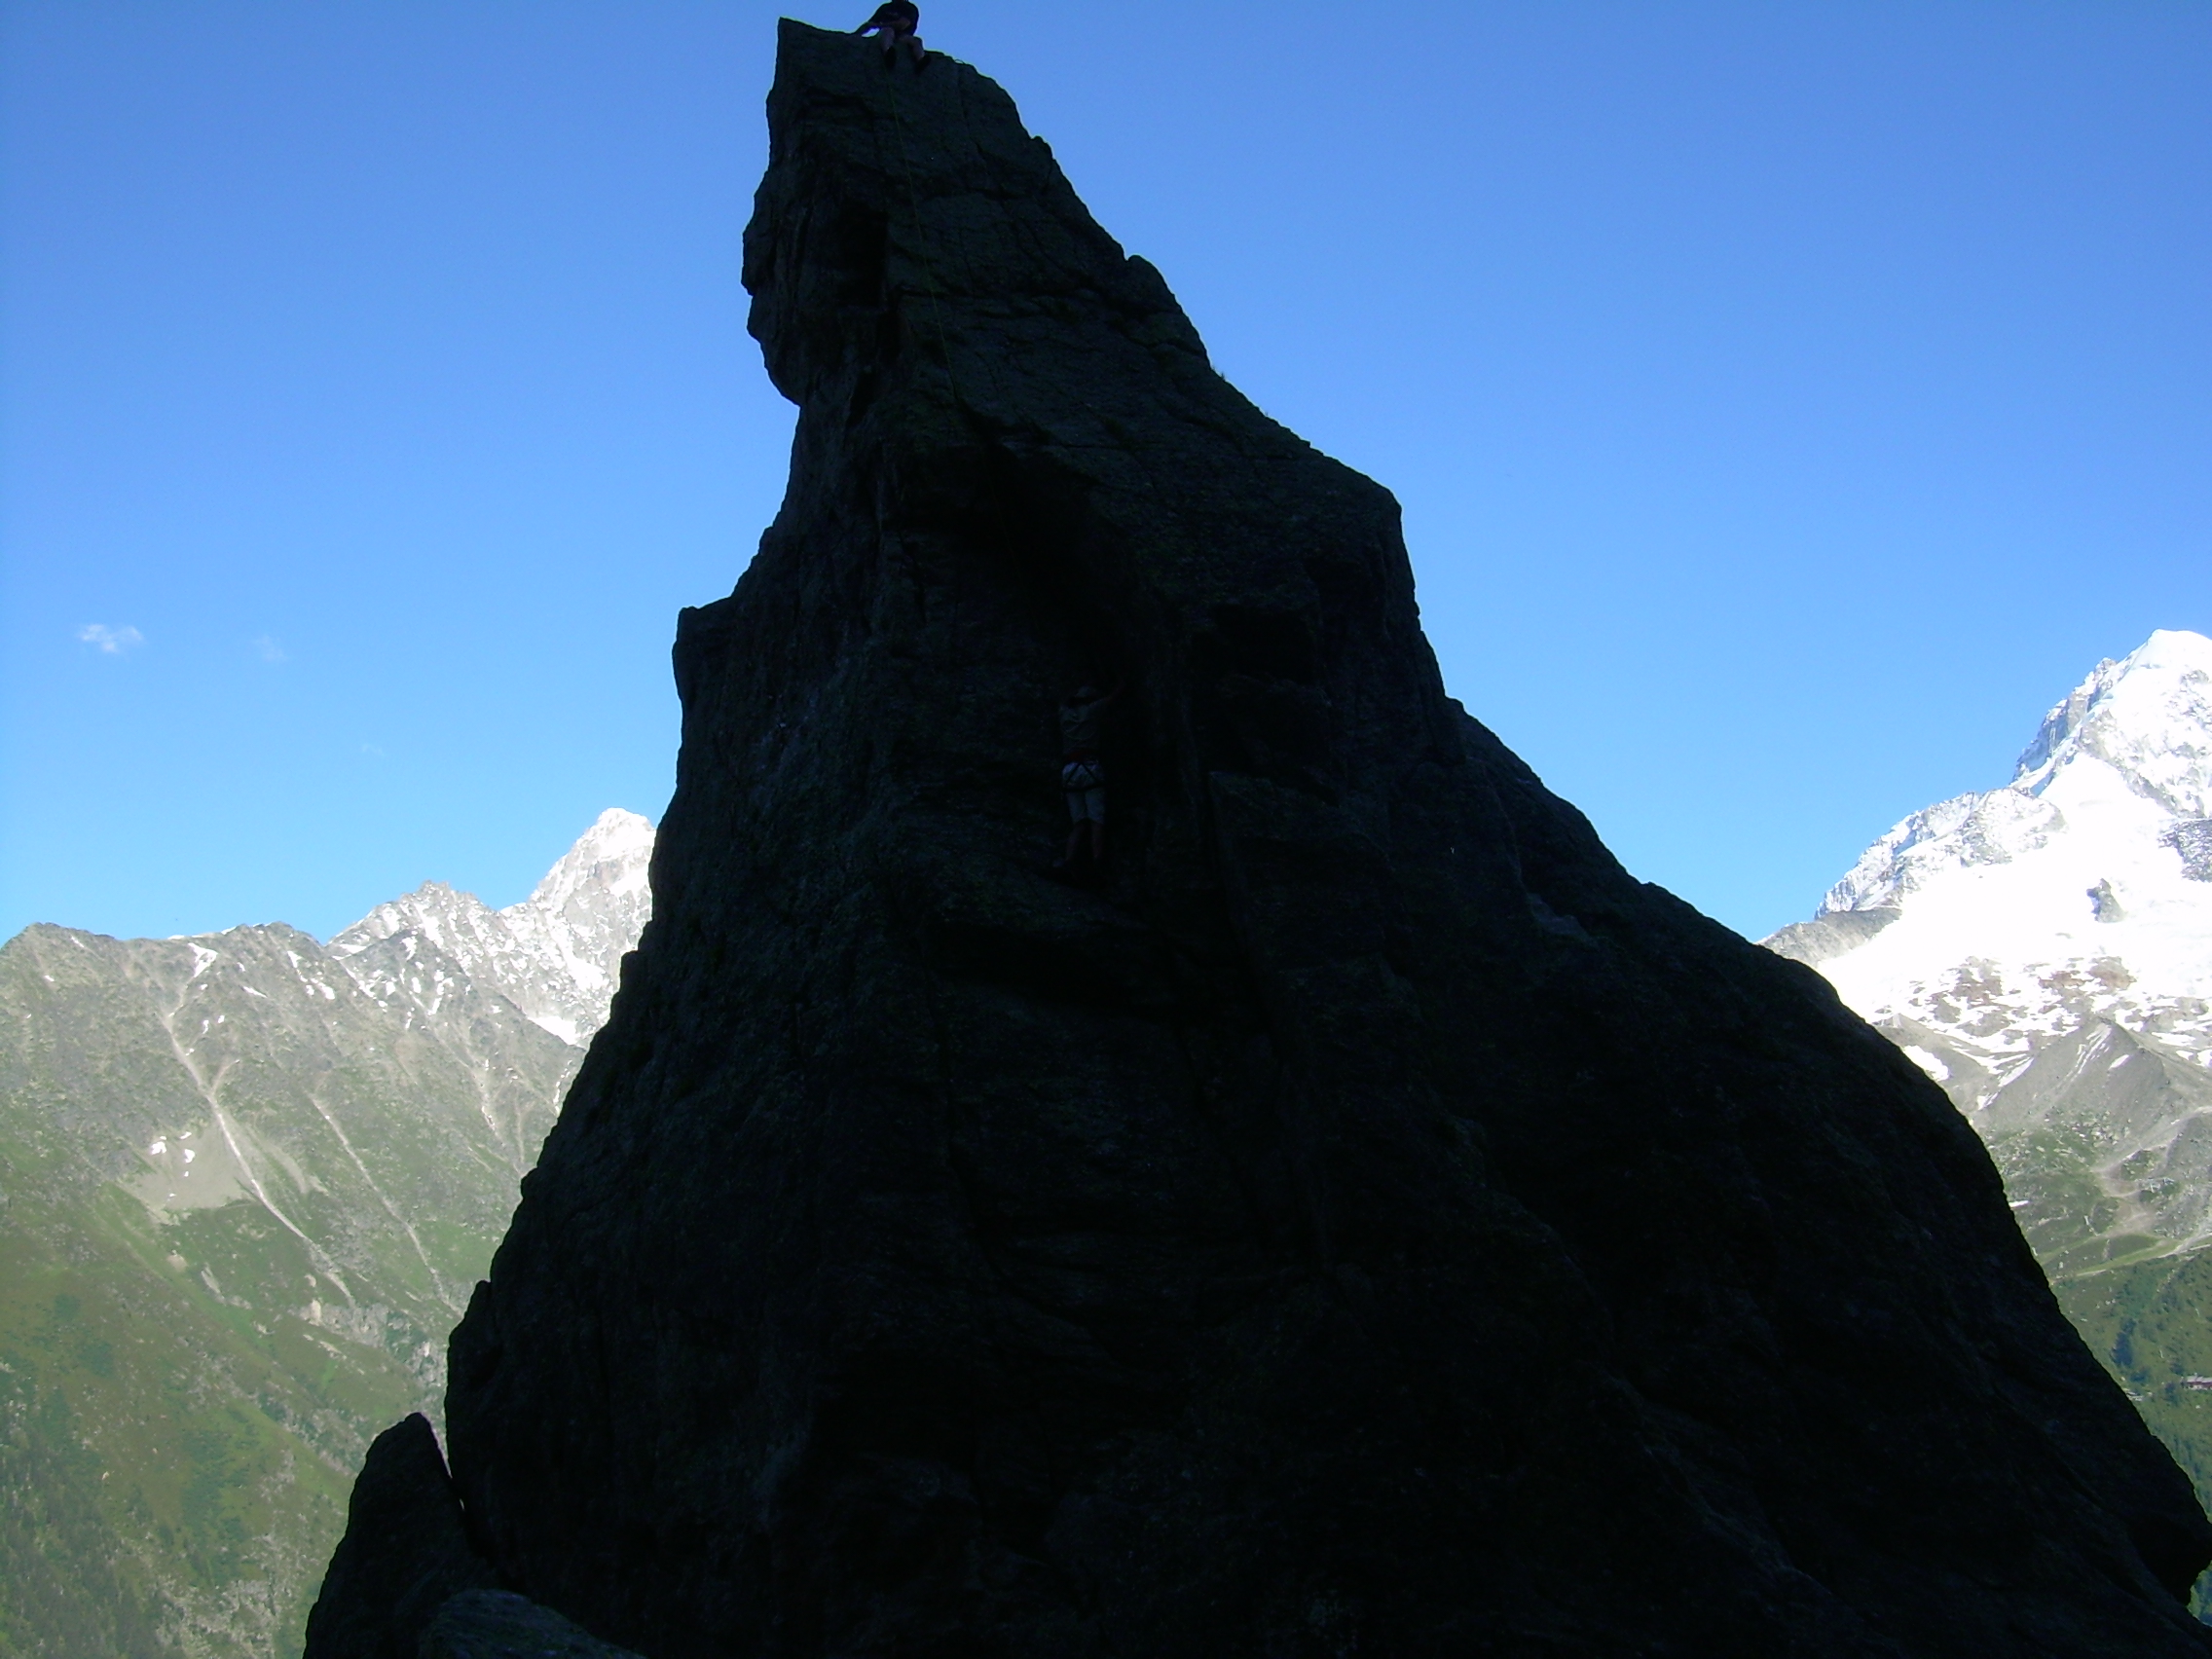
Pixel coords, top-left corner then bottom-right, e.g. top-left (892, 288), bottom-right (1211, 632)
top-left (1964, 1038), bottom-right (2212, 1616)
top-left (0, 923), bottom-right (578, 1659)
top-left (2051, 1253), bottom-right (2212, 1614)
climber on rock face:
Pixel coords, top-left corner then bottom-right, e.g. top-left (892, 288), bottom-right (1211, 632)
top-left (1055, 679), bottom-right (1125, 880)
top-left (855, 2), bottom-right (926, 66)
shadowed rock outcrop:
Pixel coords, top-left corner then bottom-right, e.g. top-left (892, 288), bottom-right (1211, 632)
top-left (309, 22), bottom-right (2212, 1658)
top-left (302, 1416), bottom-right (496, 1659)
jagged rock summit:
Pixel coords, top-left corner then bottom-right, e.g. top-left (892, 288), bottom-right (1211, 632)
top-left (310, 25), bottom-right (2212, 1658)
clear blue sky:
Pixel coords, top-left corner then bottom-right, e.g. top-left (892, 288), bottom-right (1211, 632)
top-left (4, 0), bottom-right (2207, 945)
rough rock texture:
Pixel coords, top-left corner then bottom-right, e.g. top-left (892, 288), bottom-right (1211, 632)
top-left (318, 23), bottom-right (2212, 1658)
top-left (419, 1592), bottom-right (645, 1659)
top-left (302, 1416), bottom-right (495, 1659)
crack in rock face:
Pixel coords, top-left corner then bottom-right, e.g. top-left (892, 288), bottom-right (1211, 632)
top-left (307, 24), bottom-right (2212, 1659)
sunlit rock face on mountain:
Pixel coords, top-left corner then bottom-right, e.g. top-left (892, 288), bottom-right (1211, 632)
top-left (1770, 630), bottom-right (2212, 1514)
top-left (0, 814), bottom-right (652, 1659)
top-left (306, 26), bottom-right (2212, 1659)
top-left (1770, 630), bottom-right (2212, 1274)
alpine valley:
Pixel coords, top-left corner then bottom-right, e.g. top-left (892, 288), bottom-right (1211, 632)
top-left (1769, 628), bottom-right (2212, 1530)
top-left (0, 810), bottom-right (653, 1659)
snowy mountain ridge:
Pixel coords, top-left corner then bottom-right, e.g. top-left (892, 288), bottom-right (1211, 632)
top-left (1821, 629), bottom-right (2212, 921)
top-left (1769, 628), bottom-right (2212, 1270)
top-left (330, 807), bottom-right (654, 1046)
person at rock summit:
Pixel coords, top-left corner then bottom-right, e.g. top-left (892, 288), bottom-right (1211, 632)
top-left (1057, 680), bottom-right (1125, 875)
top-left (855, 2), bottom-right (926, 66)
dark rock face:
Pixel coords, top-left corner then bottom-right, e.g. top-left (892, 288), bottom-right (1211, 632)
top-left (420, 1592), bottom-right (645, 1659)
top-left (302, 1415), bottom-right (496, 1659)
top-left (317, 22), bottom-right (2212, 1657)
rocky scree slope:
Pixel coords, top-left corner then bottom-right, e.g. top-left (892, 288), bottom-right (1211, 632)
top-left (313, 26), bottom-right (2212, 1659)
top-left (0, 813), bottom-right (651, 1659)
top-left (1769, 630), bottom-right (2212, 1533)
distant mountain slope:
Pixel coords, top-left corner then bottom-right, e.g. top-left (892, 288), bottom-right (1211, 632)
top-left (0, 814), bottom-right (653, 1659)
top-left (1767, 628), bottom-right (2212, 1534)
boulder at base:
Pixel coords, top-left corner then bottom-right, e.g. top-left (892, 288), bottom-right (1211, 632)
top-left (302, 1415), bottom-right (495, 1659)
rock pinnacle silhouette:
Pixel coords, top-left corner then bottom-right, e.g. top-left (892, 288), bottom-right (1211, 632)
top-left (307, 23), bottom-right (2212, 1659)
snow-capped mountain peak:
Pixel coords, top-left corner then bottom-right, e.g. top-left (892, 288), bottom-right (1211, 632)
top-left (1767, 629), bottom-right (2212, 1267)
top-left (495, 809), bottom-right (655, 1042)
top-left (1818, 629), bottom-right (2212, 919)
top-left (2012, 629), bottom-right (2212, 817)
top-left (329, 811), bottom-right (655, 1047)
top-left (518, 808), bottom-right (653, 915)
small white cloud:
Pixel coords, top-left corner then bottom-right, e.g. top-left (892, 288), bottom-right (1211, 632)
top-left (77, 623), bottom-right (144, 655)
top-left (254, 636), bottom-right (287, 664)
top-left (360, 743), bottom-right (387, 757)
